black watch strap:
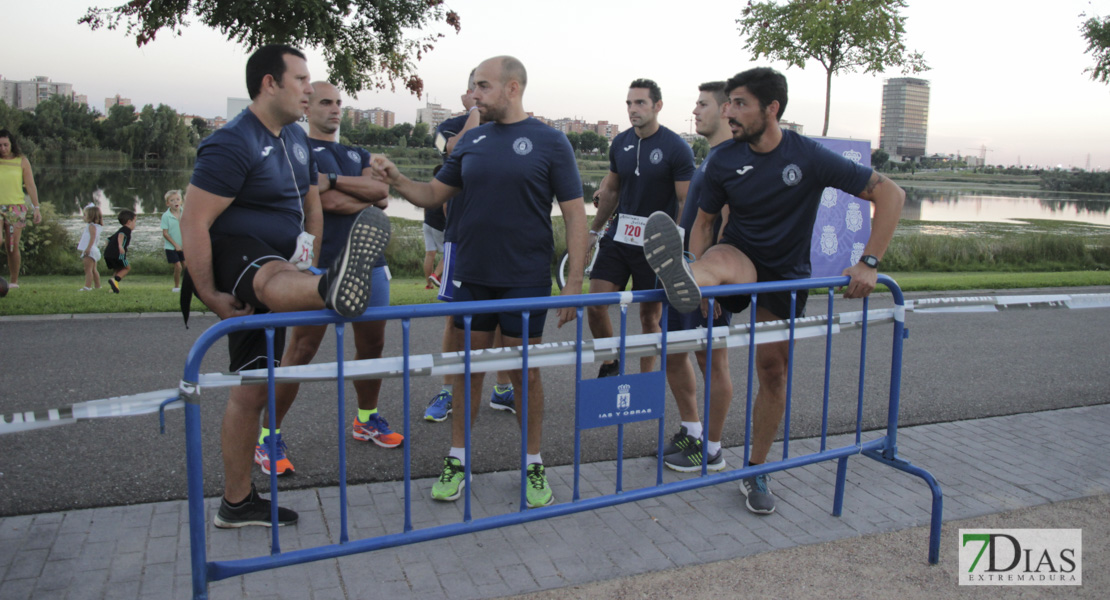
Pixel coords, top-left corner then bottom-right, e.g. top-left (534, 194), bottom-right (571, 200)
top-left (860, 255), bottom-right (880, 269)
top-left (328, 172), bottom-right (338, 186)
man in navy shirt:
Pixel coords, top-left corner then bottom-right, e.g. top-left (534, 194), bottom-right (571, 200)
top-left (660, 82), bottom-right (735, 474)
top-left (645, 67), bottom-right (905, 515)
top-left (252, 81), bottom-right (403, 478)
top-left (182, 45), bottom-right (391, 529)
top-left (372, 55), bottom-right (588, 509)
top-left (588, 79), bottom-right (693, 378)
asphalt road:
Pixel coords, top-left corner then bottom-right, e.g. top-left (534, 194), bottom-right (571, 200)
top-left (2, 287), bottom-right (1108, 516)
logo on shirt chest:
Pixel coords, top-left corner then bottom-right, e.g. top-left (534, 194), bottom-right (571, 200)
top-left (513, 137), bottom-right (534, 156)
top-left (736, 166), bottom-right (754, 176)
top-left (347, 150), bottom-right (361, 163)
top-left (292, 143), bottom-right (309, 165)
top-left (472, 135), bottom-right (487, 144)
top-left (782, 164), bottom-right (802, 186)
top-left (261, 146), bottom-right (274, 157)
top-left (649, 148), bottom-right (663, 164)
top-left (623, 145), bottom-right (635, 152)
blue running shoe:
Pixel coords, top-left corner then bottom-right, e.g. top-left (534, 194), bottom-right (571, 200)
top-left (489, 384), bottom-right (515, 414)
top-left (424, 389), bottom-right (452, 422)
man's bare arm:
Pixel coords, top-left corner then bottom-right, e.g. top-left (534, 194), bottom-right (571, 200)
top-left (842, 171), bottom-right (905, 298)
top-left (180, 184), bottom-right (252, 320)
top-left (591, 171), bottom-right (620, 232)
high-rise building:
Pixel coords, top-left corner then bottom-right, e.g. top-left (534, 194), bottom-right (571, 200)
top-left (345, 106), bottom-right (395, 128)
top-left (1, 76), bottom-right (75, 110)
top-left (879, 77), bottom-right (929, 160)
top-left (105, 94), bottom-right (132, 115)
top-left (416, 102), bottom-right (451, 130)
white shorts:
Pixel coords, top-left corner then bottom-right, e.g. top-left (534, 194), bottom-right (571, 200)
top-left (81, 246), bottom-right (102, 261)
top-left (422, 223), bottom-right (445, 253)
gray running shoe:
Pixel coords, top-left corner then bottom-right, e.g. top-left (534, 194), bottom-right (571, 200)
top-left (660, 426), bottom-right (699, 457)
top-left (643, 212), bottom-right (700, 313)
top-left (740, 473), bottom-right (776, 514)
top-left (325, 206), bottom-right (391, 318)
top-left (665, 444), bottom-right (726, 473)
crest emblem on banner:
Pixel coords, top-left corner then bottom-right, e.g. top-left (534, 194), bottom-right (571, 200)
top-left (842, 149), bottom-right (862, 163)
top-left (820, 225), bottom-right (838, 255)
top-left (851, 242), bottom-right (866, 265)
top-left (616, 384), bottom-right (631, 410)
top-left (846, 202), bottom-right (864, 232)
top-left (821, 187), bottom-right (838, 208)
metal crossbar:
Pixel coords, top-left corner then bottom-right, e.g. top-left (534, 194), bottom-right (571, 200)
top-left (179, 274), bottom-right (942, 599)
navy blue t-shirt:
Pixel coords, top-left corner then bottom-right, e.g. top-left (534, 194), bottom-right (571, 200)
top-left (191, 108), bottom-right (318, 257)
top-left (435, 117), bottom-right (582, 287)
top-left (679, 142), bottom-right (725, 252)
top-left (310, 139), bottom-right (385, 268)
top-left (701, 130), bottom-right (872, 279)
top-left (606, 125), bottom-right (694, 241)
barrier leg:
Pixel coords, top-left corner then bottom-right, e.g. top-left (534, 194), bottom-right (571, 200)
top-left (832, 456), bottom-right (849, 517)
top-left (863, 449), bottom-right (944, 564)
top-left (185, 400), bottom-right (209, 600)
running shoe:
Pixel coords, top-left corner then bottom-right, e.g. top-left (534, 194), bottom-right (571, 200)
top-left (525, 463), bottom-right (554, 508)
top-left (254, 434), bottom-right (295, 476)
top-left (643, 211), bottom-right (700, 313)
top-left (213, 484), bottom-right (298, 528)
top-left (431, 457), bottom-right (466, 501)
top-left (428, 274), bottom-right (441, 288)
top-left (597, 360), bottom-right (620, 378)
top-left (424, 389), bottom-right (452, 422)
top-left (324, 206), bottom-right (391, 318)
top-left (78, 287), bottom-right (91, 292)
top-left (664, 444), bottom-right (726, 473)
top-left (109, 279), bottom-right (121, 294)
top-left (660, 426), bottom-right (698, 457)
top-left (352, 413), bottom-right (404, 448)
top-left (740, 473), bottom-right (776, 515)
top-left (489, 385), bottom-right (515, 413)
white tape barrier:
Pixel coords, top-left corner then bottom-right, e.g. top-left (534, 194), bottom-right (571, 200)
top-left (3, 293), bottom-right (1108, 435)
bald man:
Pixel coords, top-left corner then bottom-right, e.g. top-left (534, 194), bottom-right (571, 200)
top-left (372, 56), bottom-right (588, 508)
top-left (253, 81), bottom-right (402, 479)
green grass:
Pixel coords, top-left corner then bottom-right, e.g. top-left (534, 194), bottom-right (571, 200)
top-left (3, 271), bottom-right (1108, 317)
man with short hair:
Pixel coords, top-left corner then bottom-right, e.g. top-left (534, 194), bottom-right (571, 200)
top-left (423, 68), bottom-right (517, 422)
top-left (589, 79), bottom-right (693, 377)
top-left (182, 44), bottom-right (390, 528)
top-left (252, 81), bottom-right (402, 477)
top-left (645, 67), bottom-right (904, 514)
top-left (371, 55), bottom-right (587, 508)
top-left (661, 81), bottom-right (735, 473)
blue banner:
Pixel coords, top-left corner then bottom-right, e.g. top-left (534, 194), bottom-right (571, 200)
top-left (809, 137), bottom-right (872, 278)
top-left (575, 372), bottom-right (665, 430)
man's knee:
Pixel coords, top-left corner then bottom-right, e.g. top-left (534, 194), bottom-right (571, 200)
top-left (283, 327), bottom-right (325, 365)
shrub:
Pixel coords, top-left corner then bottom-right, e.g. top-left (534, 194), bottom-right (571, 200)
top-left (3, 204), bottom-right (77, 276)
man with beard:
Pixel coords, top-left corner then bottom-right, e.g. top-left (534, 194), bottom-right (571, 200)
top-left (644, 67), bottom-right (905, 515)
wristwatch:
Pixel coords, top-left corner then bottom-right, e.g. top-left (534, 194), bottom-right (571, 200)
top-left (327, 172), bottom-right (338, 187)
top-left (859, 255), bottom-right (880, 269)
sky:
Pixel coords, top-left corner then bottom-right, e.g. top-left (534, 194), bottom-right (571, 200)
top-left (4, 0), bottom-right (1110, 169)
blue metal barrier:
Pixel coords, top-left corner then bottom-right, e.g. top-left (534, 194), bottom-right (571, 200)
top-left (178, 274), bottom-right (942, 599)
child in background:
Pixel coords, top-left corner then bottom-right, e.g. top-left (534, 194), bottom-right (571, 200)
top-left (77, 204), bottom-right (103, 291)
top-left (104, 209), bottom-right (135, 293)
top-left (161, 189), bottom-right (185, 292)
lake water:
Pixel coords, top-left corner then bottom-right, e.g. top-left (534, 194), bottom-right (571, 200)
top-left (35, 165), bottom-right (1110, 252)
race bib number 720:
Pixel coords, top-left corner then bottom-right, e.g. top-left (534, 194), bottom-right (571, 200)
top-left (614, 214), bottom-right (648, 246)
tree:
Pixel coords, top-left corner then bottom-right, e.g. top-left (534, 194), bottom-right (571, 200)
top-left (80, 1), bottom-right (462, 97)
top-left (191, 116), bottom-right (209, 139)
top-left (737, 0), bottom-right (928, 136)
top-left (411, 122), bottom-right (430, 147)
top-left (1080, 13), bottom-right (1110, 85)
top-left (565, 132), bottom-right (581, 152)
top-left (691, 137), bottom-right (710, 161)
top-left (871, 148), bottom-right (889, 170)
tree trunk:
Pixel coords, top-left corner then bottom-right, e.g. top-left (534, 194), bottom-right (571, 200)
top-left (822, 68), bottom-right (833, 136)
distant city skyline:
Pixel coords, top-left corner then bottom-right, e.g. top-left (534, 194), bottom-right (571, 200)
top-left (4, 0), bottom-right (1110, 168)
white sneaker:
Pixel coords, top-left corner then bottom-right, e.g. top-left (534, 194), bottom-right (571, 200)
top-left (78, 287), bottom-right (91, 292)
top-left (172, 287), bottom-right (181, 293)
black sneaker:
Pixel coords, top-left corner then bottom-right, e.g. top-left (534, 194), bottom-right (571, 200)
top-left (324, 206), bottom-right (391, 318)
top-left (597, 360), bottom-right (620, 378)
top-left (213, 484), bottom-right (298, 528)
top-left (740, 473), bottom-right (776, 515)
top-left (660, 426), bottom-right (698, 457)
top-left (665, 444), bottom-right (726, 473)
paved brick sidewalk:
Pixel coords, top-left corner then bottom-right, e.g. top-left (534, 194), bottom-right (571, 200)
top-left (2, 404), bottom-right (1108, 600)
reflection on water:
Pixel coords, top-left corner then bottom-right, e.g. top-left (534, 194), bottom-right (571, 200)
top-left (902, 188), bottom-right (1110, 225)
top-left (40, 166), bottom-right (1110, 232)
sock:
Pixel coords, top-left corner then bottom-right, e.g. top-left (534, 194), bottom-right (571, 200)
top-left (258, 427), bottom-right (280, 445)
top-left (317, 273), bottom-right (329, 301)
top-left (706, 440), bottom-right (721, 456)
top-left (441, 385), bottom-right (452, 394)
top-left (681, 421), bottom-right (703, 440)
top-left (495, 383), bottom-right (513, 393)
top-left (526, 453), bottom-right (542, 466)
top-left (448, 447), bottom-right (466, 465)
top-left (113, 275), bottom-right (122, 282)
top-left (357, 408), bottom-right (378, 423)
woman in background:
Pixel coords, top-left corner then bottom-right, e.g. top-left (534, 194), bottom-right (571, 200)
top-left (0, 129), bottom-right (41, 289)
